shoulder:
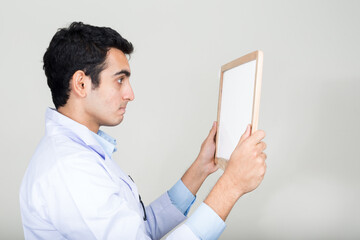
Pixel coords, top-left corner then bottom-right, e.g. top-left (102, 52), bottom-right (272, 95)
top-left (32, 131), bottom-right (99, 168)
top-left (22, 130), bottom-right (107, 192)
top-left (20, 130), bottom-right (117, 208)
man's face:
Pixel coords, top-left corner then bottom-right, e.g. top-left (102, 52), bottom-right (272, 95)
top-left (85, 48), bottom-right (134, 128)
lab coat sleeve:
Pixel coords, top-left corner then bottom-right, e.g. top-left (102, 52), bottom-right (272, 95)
top-left (166, 224), bottom-right (200, 240)
top-left (164, 203), bottom-right (226, 240)
top-left (145, 190), bottom-right (225, 240)
top-left (144, 193), bottom-right (187, 240)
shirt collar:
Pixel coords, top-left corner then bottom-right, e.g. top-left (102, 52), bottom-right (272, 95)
top-left (91, 130), bottom-right (117, 158)
top-left (45, 108), bottom-right (116, 159)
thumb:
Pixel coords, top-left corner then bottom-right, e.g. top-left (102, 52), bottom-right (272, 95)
top-left (239, 124), bottom-right (251, 144)
top-left (207, 121), bottom-right (217, 140)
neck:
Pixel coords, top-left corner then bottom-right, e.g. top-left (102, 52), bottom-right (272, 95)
top-left (57, 106), bottom-right (99, 133)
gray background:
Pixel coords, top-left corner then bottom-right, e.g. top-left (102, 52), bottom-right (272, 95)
top-left (1, 0), bottom-right (359, 239)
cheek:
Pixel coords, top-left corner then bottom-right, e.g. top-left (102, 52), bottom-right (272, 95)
top-left (104, 89), bottom-right (122, 108)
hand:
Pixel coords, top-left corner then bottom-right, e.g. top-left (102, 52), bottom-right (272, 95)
top-left (181, 122), bottom-right (219, 196)
top-left (204, 125), bottom-right (267, 221)
top-left (196, 121), bottom-right (219, 177)
top-left (224, 125), bottom-right (267, 197)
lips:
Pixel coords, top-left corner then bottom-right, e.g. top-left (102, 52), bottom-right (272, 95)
top-left (119, 106), bottom-right (126, 114)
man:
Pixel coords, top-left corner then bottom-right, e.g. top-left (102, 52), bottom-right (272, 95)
top-left (20, 22), bottom-right (267, 239)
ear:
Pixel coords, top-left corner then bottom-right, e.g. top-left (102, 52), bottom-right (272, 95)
top-left (71, 70), bottom-right (90, 98)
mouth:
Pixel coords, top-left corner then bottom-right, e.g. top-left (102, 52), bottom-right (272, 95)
top-left (119, 106), bottom-right (126, 114)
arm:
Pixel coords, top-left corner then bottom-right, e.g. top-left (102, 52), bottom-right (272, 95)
top-left (204, 125), bottom-right (267, 221)
top-left (143, 123), bottom-right (218, 239)
top-left (168, 125), bottom-right (267, 240)
top-left (145, 192), bottom-right (188, 240)
top-left (181, 122), bottom-right (219, 195)
top-left (159, 124), bottom-right (267, 239)
top-left (175, 122), bottom-right (267, 221)
top-left (140, 122), bottom-right (221, 240)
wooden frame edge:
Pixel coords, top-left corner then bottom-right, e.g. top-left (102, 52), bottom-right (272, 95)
top-left (251, 50), bottom-right (263, 133)
top-left (215, 68), bottom-right (225, 169)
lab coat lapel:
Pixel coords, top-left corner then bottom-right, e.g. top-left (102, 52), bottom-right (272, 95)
top-left (102, 153), bottom-right (140, 200)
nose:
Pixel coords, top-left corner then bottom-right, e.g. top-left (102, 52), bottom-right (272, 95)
top-left (123, 82), bottom-right (135, 101)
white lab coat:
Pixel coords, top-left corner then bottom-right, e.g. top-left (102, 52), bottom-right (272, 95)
top-left (20, 108), bottom-right (199, 240)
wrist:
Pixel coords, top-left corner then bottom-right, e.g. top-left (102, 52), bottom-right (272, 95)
top-left (219, 173), bottom-right (244, 200)
top-left (204, 174), bottom-right (241, 221)
top-left (194, 156), bottom-right (212, 179)
top-left (181, 159), bottom-right (208, 196)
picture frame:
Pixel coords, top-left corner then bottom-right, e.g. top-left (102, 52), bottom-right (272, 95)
top-left (215, 50), bottom-right (264, 170)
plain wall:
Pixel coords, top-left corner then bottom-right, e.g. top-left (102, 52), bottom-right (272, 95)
top-left (1, 0), bottom-right (359, 239)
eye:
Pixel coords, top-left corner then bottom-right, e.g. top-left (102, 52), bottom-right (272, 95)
top-left (117, 77), bottom-right (124, 84)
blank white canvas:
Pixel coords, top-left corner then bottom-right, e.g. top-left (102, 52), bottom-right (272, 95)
top-left (217, 60), bottom-right (256, 160)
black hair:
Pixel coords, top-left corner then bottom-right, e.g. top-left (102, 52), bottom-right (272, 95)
top-left (43, 22), bottom-right (134, 109)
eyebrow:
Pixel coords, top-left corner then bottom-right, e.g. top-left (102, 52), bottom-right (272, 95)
top-left (113, 70), bottom-right (131, 77)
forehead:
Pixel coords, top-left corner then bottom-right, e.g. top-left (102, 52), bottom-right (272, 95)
top-left (103, 48), bottom-right (130, 73)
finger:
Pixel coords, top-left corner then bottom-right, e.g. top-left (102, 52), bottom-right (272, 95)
top-left (261, 162), bottom-right (267, 176)
top-left (213, 163), bottom-right (220, 171)
top-left (248, 130), bottom-right (266, 145)
top-left (239, 124), bottom-right (251, 144)
top-left (256, 141), bottom-right (267, 152)
top-left (259, 152), bottom-right (267, 161)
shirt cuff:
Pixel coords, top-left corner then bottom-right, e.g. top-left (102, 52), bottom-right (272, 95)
top-left (185, 203), bottom-right (226, 240)
top-left (167, 180), bottom-right (196, 216)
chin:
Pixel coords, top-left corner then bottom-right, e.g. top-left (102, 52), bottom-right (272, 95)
top-left (113, 116), bottom-right (125, 126)
top-left (102, 116), bottom-right (124, 127)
